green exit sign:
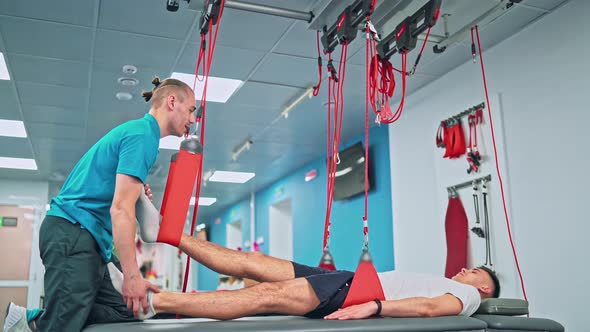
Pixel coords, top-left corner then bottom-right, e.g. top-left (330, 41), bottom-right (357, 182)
top-left (0, 216), bottom-right (17, 227)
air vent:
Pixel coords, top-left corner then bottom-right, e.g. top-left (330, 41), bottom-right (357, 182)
top-left (117, 77), bottom-right (139, 86)
top-left (115, 92), bottom-right (133, 101)
top-left (122, 64), bottom-right (138, 75)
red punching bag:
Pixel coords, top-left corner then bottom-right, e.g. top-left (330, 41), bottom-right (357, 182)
top-left (444, 191), bottom-right (469, 278)
top-left (157, 137), bottom-right (203, 246)
top-left (160, 153), bottom-right (178, 217)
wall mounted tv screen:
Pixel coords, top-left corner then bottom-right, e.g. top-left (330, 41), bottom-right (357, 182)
top-left (333, 142), bottom-right (371, 200)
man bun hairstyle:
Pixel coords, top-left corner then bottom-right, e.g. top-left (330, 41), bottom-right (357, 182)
top-left (478, 265), bottom-right (501, 298)
top-left (141, 77), bottom-right (192, 105)
top-left (141, 77), bottom-right (162, 102)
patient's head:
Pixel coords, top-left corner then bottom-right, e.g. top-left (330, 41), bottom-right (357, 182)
top-left (451, 266), bottom-right (500, 299)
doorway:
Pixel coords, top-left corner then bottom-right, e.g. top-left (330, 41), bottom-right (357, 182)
top-left (0, 205), bottom-right (35, 327)
top-left (269, 199), bottom-right (293, 260)
top-left (226, 220), bottom-right (242, 251)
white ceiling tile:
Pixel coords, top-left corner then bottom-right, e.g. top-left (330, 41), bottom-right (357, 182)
top-left (17, 82), bottom-right (88, 110)
top-left (27, 122), bottom-right (87, 141)
top-left (98, 0), bottom-right (196, 39)
top-left (0, 169), bottom-right (44, 180)
top-left (22, 105), bottom-right (86, 127)
top-left (228, 81), bottom-right (302, 109)
top-left (0, 17), bottom-right (93, 61)
top-left (9, 55), bottom-right (89, 87)
top-left (188, 8), bottom-right (293, 52)
top-left (32, 137), bottom-right (88, 152)
top-left (0, 81), bottom-right (21, 120)
top-left (0, 0), bottom-right (96, 26)
top-left (205, 102), bottom-right (279, 126)
top-left (251, 53), bottom-right (319, 88)
top-left (94, 29), bottom-right (184, 70)
top-left (176, 44), bottom-right (266, 81)
top-left (272, 21), bottom-right (319, 59)
top-left (0, 137), bottom-right (33, 158)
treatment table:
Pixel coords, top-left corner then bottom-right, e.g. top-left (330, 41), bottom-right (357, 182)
top-left (83, 299), bottom-right (564, 332)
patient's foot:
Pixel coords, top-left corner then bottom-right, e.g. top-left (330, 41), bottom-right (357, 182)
top-left (107, 263), bottom-right (157, 320)
top-left (136, 190), bottom-right (161, 243)
top-left (136, 188), bottom-right (184, 247)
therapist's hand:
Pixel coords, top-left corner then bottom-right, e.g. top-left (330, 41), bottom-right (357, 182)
top-left (122, 274), bottom-right (160, 317)
top-left (143, 184), bottom-right (153, 201)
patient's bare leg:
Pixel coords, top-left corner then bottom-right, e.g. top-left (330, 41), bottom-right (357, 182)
top-left (178, 234), bottom-right (294, 282)
top-left (153, 278), bottom-right (319, 320)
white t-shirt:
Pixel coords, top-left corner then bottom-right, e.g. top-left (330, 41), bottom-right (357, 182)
top-left (377, 271), bottom-right (481, 316)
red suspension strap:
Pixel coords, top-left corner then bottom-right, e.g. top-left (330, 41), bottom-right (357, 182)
top-left (319, 43), bottom-right (349, 270)
top-left (410, 11), bottom-right (437, 75)
top-left (181, 0), bottom-right (226, 295)
top-left (313, 31), bottom-right (323, 97)
top-left (466, 108), bottom-right (483, 173)
top-left (340, 19), bottom-right (386, 308)
top-left (369, 15), bottom-right (434, 124)
top-left (474, 25), bottom-right (528, 303)
top-left (194, 33), bottom-right (207, 83)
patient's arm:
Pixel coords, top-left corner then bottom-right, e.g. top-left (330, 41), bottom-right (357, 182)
top-left (324, 294), bottom-right (462, 320)
top-left (380, 294), bottom-right (462, 317)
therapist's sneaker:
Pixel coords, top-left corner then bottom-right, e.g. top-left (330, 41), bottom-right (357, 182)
top-left (3, 302), bottom-right (32, 332)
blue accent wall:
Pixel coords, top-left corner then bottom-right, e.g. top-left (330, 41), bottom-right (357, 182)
top-left (196, 199), bottom-right (251, 291)
top-left (197, 125), bottom-right (393, 290)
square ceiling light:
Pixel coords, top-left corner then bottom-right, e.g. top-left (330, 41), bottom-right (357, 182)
top-left (0, 119), bottom-right (27, 138)
top-left (0, 157), bottom-right (37, 170)
top-left (171, 72), bottom-right (243, 103)
top-left (0, 52), bottom-right (9, 80)
top-left (159, 135), bottom-right (183, 150)
top-left (209, 171), bottom-right (255, 184)
top-left (189, 197), bottom-right (217, 206)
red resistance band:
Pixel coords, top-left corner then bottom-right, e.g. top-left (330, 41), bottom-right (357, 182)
top-left (340, 20), bottom-right (387, 309)
top-left (473, 25), bottom-right (528, 303)
top-left (183, 0), bottom-right (226, 297)
top-left (435, 120), bottom-right (447, 148)
top-left (312, 30), bottom-right (323, 97)
top-left (320, 42), bottom-right (349, 270)
top-left (439, 117), bottom-right (466, 159)
top-left (466, 109), bottom-right (483, 173)
top-left (368, 24), bottom-right (433, 125)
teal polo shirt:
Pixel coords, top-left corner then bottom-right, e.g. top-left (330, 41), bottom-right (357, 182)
top-left (47, 114), bottom-right (160, 262)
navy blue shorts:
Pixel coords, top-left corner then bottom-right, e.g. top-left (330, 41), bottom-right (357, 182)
top-left (292, 262), bottom-right (354, 318)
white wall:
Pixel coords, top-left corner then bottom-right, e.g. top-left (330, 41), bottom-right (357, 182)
top-left (0, 179), bottom-right (49, 308)
top-left (388, 0), bottom-right (588, 330)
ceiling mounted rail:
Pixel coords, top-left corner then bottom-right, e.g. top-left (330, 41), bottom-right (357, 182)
top-left (187, 0), bottom-right (314, 22)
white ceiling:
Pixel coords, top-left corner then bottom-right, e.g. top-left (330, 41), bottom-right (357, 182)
top-left (0, 0), bottom-right (568, 219)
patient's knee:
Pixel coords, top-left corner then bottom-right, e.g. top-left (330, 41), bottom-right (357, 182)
top-left (246, 251), bottom-right (266, 260)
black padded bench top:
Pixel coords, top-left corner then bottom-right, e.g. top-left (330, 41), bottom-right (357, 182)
top-left (84, 315), bottom-right (488, 332)
top-left (474, 314), bottom-right (564, 332)
top-left (84, 314), bottom-right (565, 332)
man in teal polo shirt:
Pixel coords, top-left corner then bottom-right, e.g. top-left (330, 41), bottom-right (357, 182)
top-left (4, 77), bottom-right (197, 332)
